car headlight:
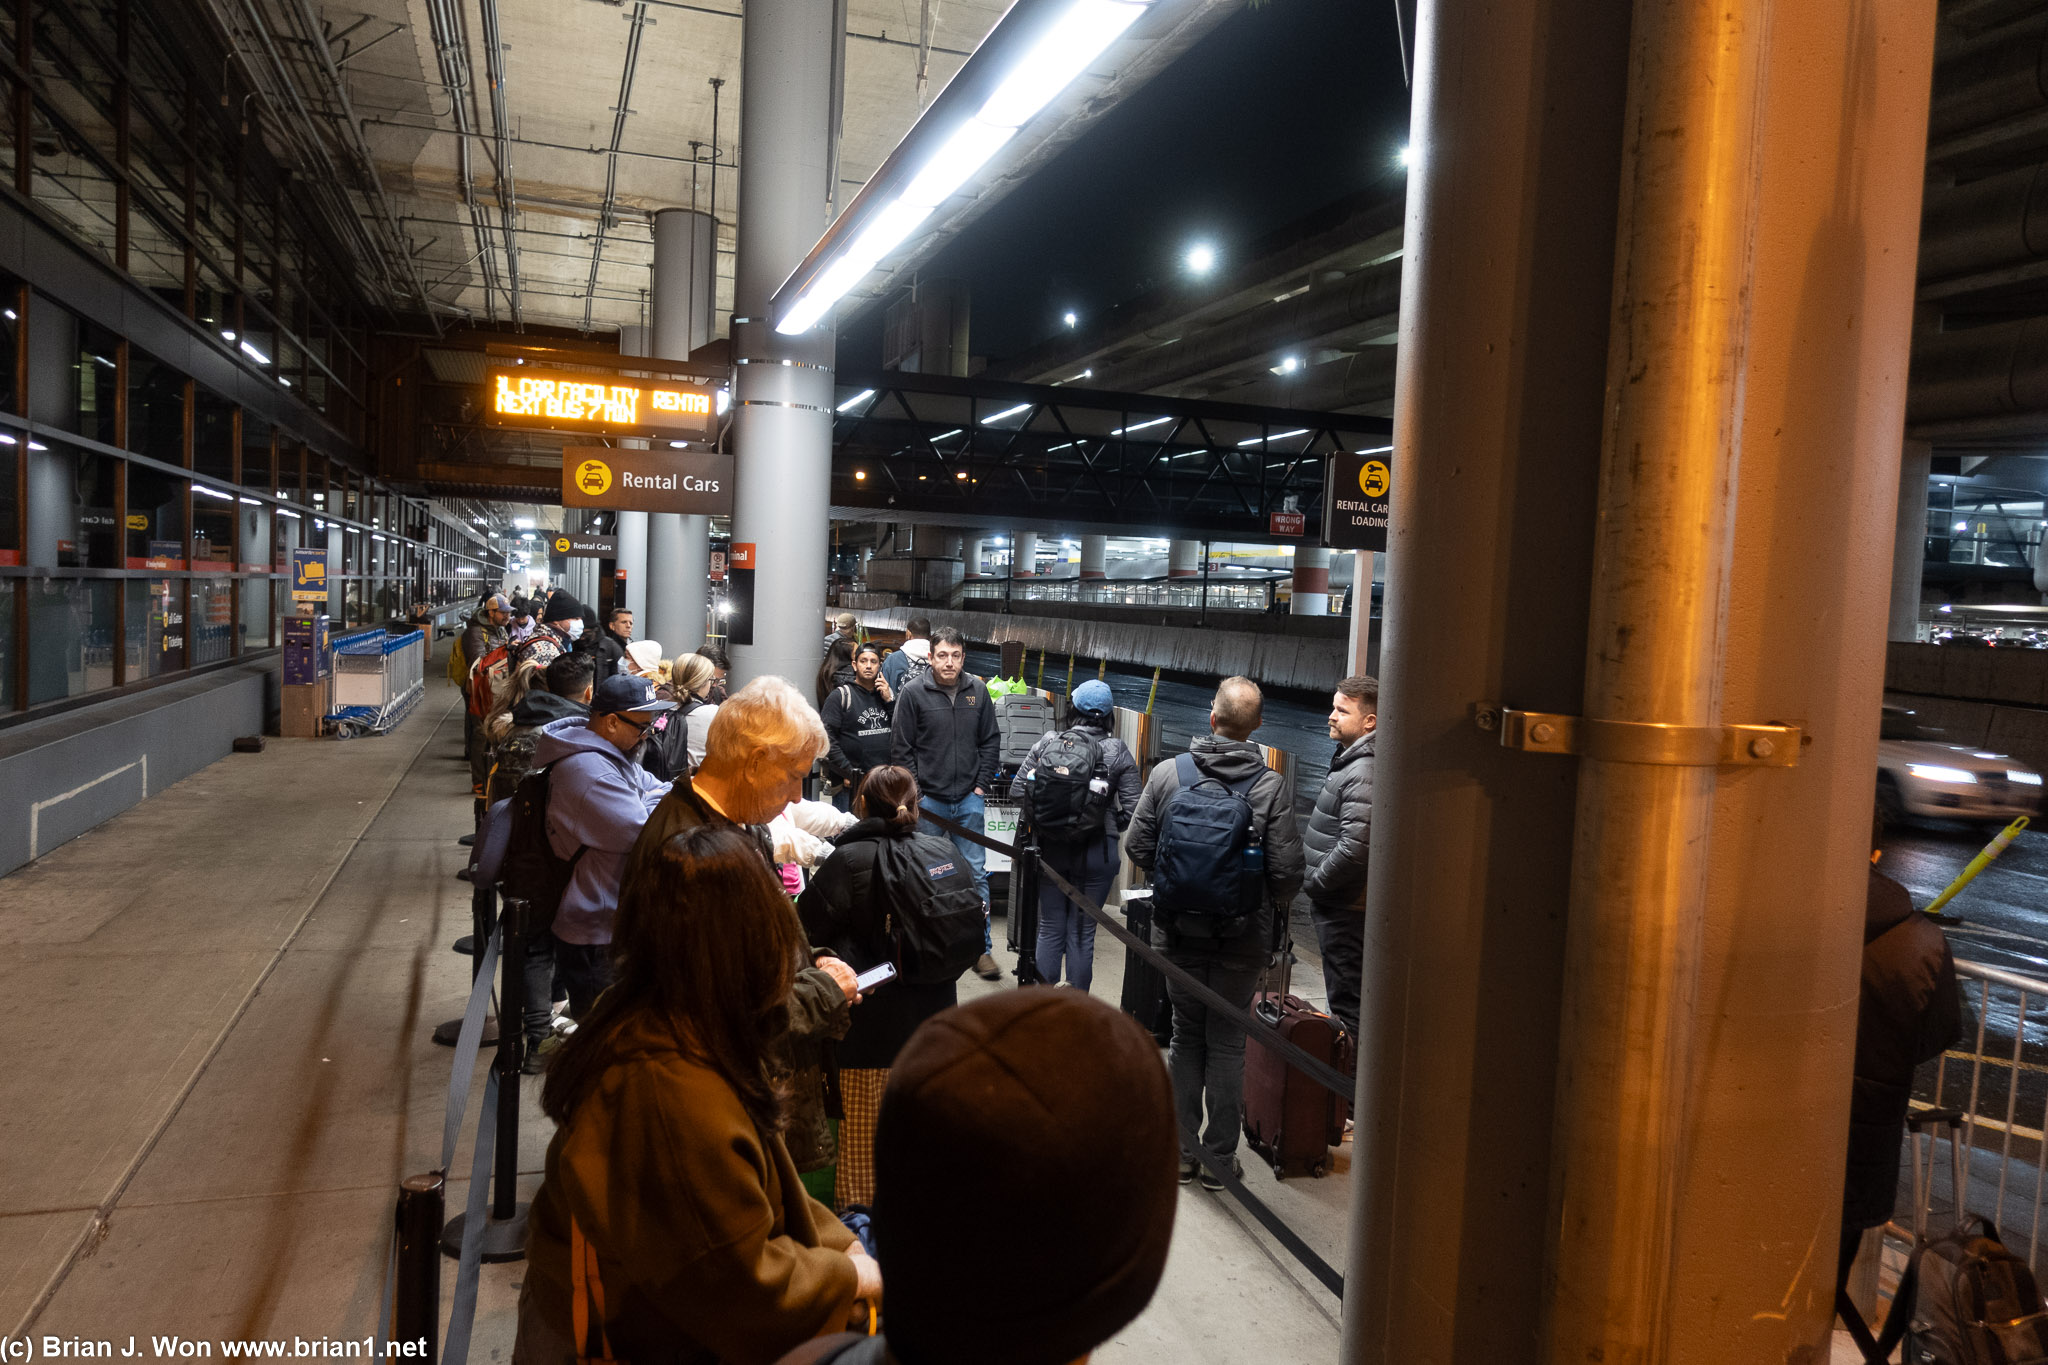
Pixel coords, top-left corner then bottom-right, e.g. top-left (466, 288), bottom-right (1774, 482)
top-left (2010, 771), bottom-right (2044, 786)
top-left (1908, 764), bottom-right (1979, 784)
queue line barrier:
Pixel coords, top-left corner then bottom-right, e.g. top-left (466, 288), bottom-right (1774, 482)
top-left (920, 807), bottom-right (1350, 1298)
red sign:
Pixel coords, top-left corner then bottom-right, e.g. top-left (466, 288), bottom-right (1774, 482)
top-left (709, 550), bottom-right (727, 582)
top-left (730, 543), bottom-right (755, 570)
top-left (1270, 511), bottom-right (1306, 537)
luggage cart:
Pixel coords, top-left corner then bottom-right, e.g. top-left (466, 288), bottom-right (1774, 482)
top-left (327, 627), bottom-right (426, 737)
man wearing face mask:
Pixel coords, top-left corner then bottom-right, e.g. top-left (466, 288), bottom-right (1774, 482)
top-left (531, 673), bottom-right (675, 1016)
top-left (511, 588), bottom-right (587, 675)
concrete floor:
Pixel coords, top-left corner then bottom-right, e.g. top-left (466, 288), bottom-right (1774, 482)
top-left (1, 675), bottom-right (1347, 1364)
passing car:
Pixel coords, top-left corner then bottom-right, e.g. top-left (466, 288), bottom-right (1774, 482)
top-left (1877, 706), bottom-right (2044, 826)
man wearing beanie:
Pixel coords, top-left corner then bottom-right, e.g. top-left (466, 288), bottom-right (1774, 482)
top-left (511, 587), bottom-right (587, 673)
top-left (1009, 679), bottom-right (1141, 991)
top-left (774, 991), bottom-right (1179, 1365)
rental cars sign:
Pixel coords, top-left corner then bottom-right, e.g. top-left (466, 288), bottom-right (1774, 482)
top-left (489, 369), bottom-right (719, 442)
top-left (1323, 449), bottom-right (1392, 552)
top-left (561, 447), bottom-right (735, 516)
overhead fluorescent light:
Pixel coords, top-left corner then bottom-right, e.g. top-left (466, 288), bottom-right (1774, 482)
top-left (1113, 416), bottom-right (1172, 436)
top-left (933, 429), bottom-right (965, 441)
top-left (1238, 429), bottom-right (1311, 446)
top-left (194, 484), bottom-right (233, 500)
top-left (837, 389), bottom-right (877, 413)
top-left (239, 339), bottom-right (270, 365)
top-left (772, 0), bottom-right (1153, 335)
top-left (983, 403), bottom-right (1033, 424)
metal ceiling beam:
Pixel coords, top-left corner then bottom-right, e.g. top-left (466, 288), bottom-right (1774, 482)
top-left (422, 0), bottom-right (506, 322)
top-left (582, 3), bottom-right (653, 334)
top-left (478, 0), bottom-right (525, 327)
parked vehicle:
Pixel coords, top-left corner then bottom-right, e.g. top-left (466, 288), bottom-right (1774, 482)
top-left (1877, 706), bottom-right (2043, 826)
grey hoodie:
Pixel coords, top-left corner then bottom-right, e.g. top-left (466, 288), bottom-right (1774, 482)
top-left (1122, 733), bottom-right (1306, 959)
top-left (533, 716), bottom-right (672, 945)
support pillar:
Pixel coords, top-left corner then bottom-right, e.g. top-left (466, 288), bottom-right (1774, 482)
top-left (1343, 550), bottom-right (1375, 674)
top-left (1893, 438), bottom-right (1932, 638)
top-left (647, 207), bottom-right (720, 659)
top-left (1166, 538), bottom-right (1200, 578)
top-left (1078, 534), bottom-right (1107, 580)
top-left (1290, 546), bottom-right (1331, 615)
top-left (1342, 0), bottom-right (1631, 1358)
top-left (963, 536), bottom-right (986, 577)
top-left (614, 326), bottom-right (652, 628)
top-left (727, 0), bottom-right (838, 688)
top-left (1011, 530), bottom-right (1039, 577)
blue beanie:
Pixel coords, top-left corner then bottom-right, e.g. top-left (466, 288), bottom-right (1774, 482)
top-left (1072, 679), bottom-right (1114, 716)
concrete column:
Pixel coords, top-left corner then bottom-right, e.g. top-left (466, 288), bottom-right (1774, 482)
top-left (1290, 545), bottom-right (1331, 615)
top-left (1893, 438), bottom-right (1932, 638)
top-left (963, 536), bottom-right (986, 577)
top-left (644, 208), bottom-right (720, 659)
top-left (1343, 551), bottom-right (1376, 674)
top-left (1011, 530), bottom-right (1039, 576)
top-left (1167, 538), bottom-right (1200, 578)
top-left (1341, 0), bottom-right (1632, 1357)
top-left (728, 0), bottom-right (838, 688)
top-left (614, 325), bottom-right (652, 627)
top-left (1078, 534), bottom-right (1107, 579)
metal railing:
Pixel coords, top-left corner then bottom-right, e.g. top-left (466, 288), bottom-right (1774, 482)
top-left (1913, 958), bottom-right (2048, 1268)
top-left (954, 574), bottom-right (1352, 615)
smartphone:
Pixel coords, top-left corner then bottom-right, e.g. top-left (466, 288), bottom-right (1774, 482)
top-left (854, 962), bottom-right (898, 993)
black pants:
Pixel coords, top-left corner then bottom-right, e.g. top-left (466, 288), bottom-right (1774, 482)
top-left (1311, 902), bottom-right (1364, 1040)
top-left (552, 935), bottom-right (615, 1019)
top-left (523, 930), bottom-right (558, 1048)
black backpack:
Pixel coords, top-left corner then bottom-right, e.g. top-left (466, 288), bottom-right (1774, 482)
top-left (498, 763), bottom-right (586, 932)
top-left (1908, 1217), bottom-right (2048, 1364)
top-left (1151, 753), bottom-right (1262, 941)
top-left (871, 832), bottom-right (986, 985)
top-left (1024, 728), bottom-right (1109, 842)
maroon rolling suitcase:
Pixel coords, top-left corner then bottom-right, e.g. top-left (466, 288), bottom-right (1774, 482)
top-left (1243, 989), bottom-right (1350, 1180)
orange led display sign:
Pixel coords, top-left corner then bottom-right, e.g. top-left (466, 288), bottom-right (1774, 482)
top-left (487, 369), bottom-right (718, 441)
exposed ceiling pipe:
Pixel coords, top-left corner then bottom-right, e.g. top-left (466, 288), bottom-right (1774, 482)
top-left (421, 0), bottom-right (505, 322)
top-left (477, 0), bottom-right (526, 328)
top-left (1908, 315), bottom-right (2048, 426)
top-left (1929, 12), bottom-right (2047, 142)
top-left (582, 3), bottom-right (652, 334)
top-left (1920, 160), bottom-right (2048, 280)
top-left (1084, 257), bottom-right (1404, 395)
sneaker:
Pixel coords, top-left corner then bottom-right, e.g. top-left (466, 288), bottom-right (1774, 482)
top-left (974, 953), bottom-right (1002, 981)
top-left (1198, 1157), bottom-right (1243, 1193)
top-left (520, 1045), bottom-right (548, 1076)
top-left (1178, 1157), bottom-right (1199, 1185)
top-left (457, 833), bottom-right (476, 847)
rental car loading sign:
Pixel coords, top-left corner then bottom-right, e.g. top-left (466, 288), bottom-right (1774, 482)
top-left (1323, 450), bottom-right (1392, 552)
top-left (561, 447), bottom-right (735, 515)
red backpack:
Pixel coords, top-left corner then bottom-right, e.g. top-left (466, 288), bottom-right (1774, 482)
top-left (467, 642), bottom-right (515, 717)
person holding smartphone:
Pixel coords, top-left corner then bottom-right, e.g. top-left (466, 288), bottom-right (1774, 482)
top-left (798, 765), bottom-right (972, 1208)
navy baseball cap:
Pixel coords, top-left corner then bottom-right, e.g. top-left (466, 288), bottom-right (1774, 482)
top-left (591, 674), bottom-right (678, 718)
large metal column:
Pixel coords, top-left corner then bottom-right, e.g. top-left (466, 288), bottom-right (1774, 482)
top-left (1892, 438), bottom-right (1931, 638)
top-left (646, 208), bottom-right (720, 658)
top-left (1290, 546), bottom-right (1331, 615)
top-left (727, 1), bottom-right (838, 687)
top-left (1342, 0), bottom-right (1632, 1357)
top-left (1653, 4), bottom-right (1937, 1358)
top-left (614, 325), bottom-right (652, 627)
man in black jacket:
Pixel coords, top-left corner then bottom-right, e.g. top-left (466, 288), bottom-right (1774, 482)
top-left (1302, 674), bottom-right (1376, 1042)
top-left (1839, 815), bottom-right (1961, 1302)
top-left (1124, 676), bottom-right (1305, 1188)
top-left (595, 606), bottom-right (633, 678)
top-left (890, 627), bottom-right (1003, 980)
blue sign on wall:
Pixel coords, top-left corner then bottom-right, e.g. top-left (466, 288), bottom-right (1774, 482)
top-left (291, 548), bottom-right (329, 602)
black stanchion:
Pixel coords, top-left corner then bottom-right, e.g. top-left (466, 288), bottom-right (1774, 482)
top-left (434, 884), bottom-right (499, 1047)
top-left (441, 896), bottom-right (529, 1262)
top-left (394, 1173), bottom-right (444, 1363)
top-left (1009, 842), bottom-right (1046, 986)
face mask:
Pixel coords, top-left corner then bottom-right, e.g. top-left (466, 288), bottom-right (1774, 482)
top-left (563, 619), bottom-right (584, 641)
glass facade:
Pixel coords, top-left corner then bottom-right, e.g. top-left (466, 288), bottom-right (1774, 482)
top-left (0, 1), bottom-right (504, 721)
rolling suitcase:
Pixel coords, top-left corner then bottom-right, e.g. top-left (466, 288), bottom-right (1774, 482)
top-left (1243, 987), bottom-right (1350, 1180)
top-left (995, 694), bottom-right (1055, 768)
top-left (1117, 891), bottom-right (1173, 1046)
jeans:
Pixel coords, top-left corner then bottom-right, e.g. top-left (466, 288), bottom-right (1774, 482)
top-left (1035, 835), bottom-right (1117, 991)
top-left (552, 934), bottom-right (615, 1019)
top-left (1164, 956), bottom-right (1264, 1160)
top-left (1311, 902), bottom-right (1364, 1041)
top-left (522, 929), bottom-right (558, 1049)
top-left (920, 792), bottom-right (992, 954)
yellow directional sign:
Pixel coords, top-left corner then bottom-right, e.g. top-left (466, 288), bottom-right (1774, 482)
top-left (572, 457), bottom-right (614, 498)
top-left (1360, 460), bottom-right (1390, 499)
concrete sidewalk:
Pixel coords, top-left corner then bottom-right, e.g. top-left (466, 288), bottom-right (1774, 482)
top-left (1, 675), bottom-right (1344, 1364)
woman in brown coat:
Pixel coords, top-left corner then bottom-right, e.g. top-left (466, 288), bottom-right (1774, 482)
top-left (514, 825), bottom-right (880, 1365)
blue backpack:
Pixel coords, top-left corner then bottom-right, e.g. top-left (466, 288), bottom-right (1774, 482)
top-left (1151, 753), bottom-right (1263, 941)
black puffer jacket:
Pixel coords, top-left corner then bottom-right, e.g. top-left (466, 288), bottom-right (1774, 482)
top-left (1842, 868), bottom-right (1961, 1229)
top-left (796, 818), bottom-right (960, 1070)
top-left (1122, 734), bottom-right (1306, 962)
top-left (1303, 731), bottom-right (1375, 911)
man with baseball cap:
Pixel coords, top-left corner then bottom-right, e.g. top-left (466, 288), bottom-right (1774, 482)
top-left (457, 594), bottom-right (510, 763)
top-left (774, 990), bottom-right (1179, 1365)
top-left (529, 673), bottom-right (674, 1014)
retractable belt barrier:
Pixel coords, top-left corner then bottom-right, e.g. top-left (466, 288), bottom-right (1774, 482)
top-left (919, 808), bottom-right (1349, 1298)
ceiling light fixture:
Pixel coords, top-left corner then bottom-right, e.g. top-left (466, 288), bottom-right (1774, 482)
top-left (1063, 311), bottom-right (1078, 328)
top-left (239, 339), bottom-right (270, 365)
top-left (1185, 243), bottom-right (1217, 275)
top-left (983, 403), bottom-right (1033, 424)
top-left (837, 389), bottom-right (877, 413)
top-left (772, 0), bottom-right (1151, 335)
top-left (1237, 428), bottom-right (1311, 447)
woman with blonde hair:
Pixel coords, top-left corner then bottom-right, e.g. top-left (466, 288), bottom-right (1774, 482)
top-left (643, 652), bottom-right (720, 781)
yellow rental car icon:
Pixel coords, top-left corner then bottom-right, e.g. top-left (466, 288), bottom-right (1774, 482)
top-left (577, 458), bottom-right (613, 496)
